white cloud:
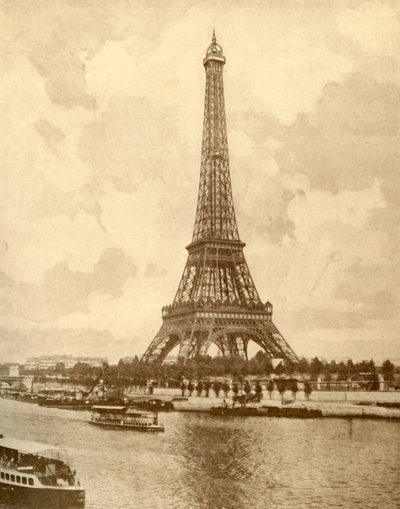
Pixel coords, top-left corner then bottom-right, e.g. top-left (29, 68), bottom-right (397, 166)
top-left (1, 210), bottom-right (111, 281)
top-left (337, 1), bottom-right (400, 58)
top-left (86, 41), bottom-right (140, 109)
top-left (287, 178), bottom-right (385, 243)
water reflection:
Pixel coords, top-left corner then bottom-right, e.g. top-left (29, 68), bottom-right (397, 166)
top-left (347, 418), bottom-right (353, 437)
top-left (176, 416), bottom-right (254, 509)
top-left (173, 414), bottom-right (400, 509)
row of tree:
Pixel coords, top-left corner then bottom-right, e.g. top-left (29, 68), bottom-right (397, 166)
top-left (15, 353), bottom-right (398, 387)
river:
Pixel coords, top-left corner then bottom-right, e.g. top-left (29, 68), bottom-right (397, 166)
top-left (0, 398), bottom-right (399, 509)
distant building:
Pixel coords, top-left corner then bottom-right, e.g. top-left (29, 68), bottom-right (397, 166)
top-left (0, 365), bottom-right (20, 377)
top-left (164, 355), bottom-right (178, 365)
top-left (24, 355), bottom-right (108, 371)
top-left (120, 356), bottom-right (137, 364)
top-left (8, 365), bottom-right (20, 377)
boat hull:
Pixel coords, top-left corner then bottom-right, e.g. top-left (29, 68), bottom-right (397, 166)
top-left (0, 482), bottom-right (85, 507)
top-left (39, 403), bottom-right (89, 410)
top-left (89, 421), bottom-right (165, 432)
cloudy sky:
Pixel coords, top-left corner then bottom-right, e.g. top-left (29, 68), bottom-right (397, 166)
top-left (1, 0), bottom-right (399, 363)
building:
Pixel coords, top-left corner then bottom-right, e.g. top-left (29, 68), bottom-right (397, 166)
top-left (24, 355), bottom-right (107, 371)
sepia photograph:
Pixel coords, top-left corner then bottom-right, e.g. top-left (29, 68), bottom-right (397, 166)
top-left (0, 0), bottom-right (399, 508)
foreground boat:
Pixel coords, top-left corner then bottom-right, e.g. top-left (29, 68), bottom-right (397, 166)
top-left (0, 436), bottom-right (84, 506)
top-left (89, 405), bottom-right (165, 432)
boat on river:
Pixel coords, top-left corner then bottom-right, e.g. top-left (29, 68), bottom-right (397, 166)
top-left (89, 405), bottom-right (165, 432)
top-left (129, 397), bottom-right (174, 412)
top-left (0, 436), bottom-right (84, 506)
top-left (210, 405), bottom-right (323, 418)
top-left (38, 389), bottom-right (90, 410)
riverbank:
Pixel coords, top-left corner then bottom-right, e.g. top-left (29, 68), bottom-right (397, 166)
top-left (169, 394), bottom-right (400, 420)
top-left (150, 386), bottom-right (400, 403)
top-left (3, 388), bottom-right (400, 420)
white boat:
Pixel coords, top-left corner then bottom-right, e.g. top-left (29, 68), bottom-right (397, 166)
top-left (89, 405), bottom-right (165, 432)
top-left (0, 436), bottom-right (84, 506)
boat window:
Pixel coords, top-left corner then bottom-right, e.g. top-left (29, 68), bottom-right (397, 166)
top-left (11, 475), bottom-right (15, 482)
top-left (28, 478), bottom-right (34, 486)
top-left (1, 472), bottom-right (4, 479)
top-left (5, 473), bottom-right (9, 480)
top-left (22, 477), bottom-right (27, 485)
top-left (16, 476), bottom-right (21, 483)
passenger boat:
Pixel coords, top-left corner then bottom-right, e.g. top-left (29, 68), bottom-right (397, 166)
top-left (89, 405), bottom-right (165, 432)
top-left (0, 436), bottom-right (84, 506)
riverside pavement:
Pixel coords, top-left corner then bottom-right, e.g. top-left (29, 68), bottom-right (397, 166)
top-left (150, 389), bottom-right (400, 420)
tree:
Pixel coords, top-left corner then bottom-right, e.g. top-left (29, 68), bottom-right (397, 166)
top-left (381, 359), bottom-right (395, 381)
top-left (284, 360), bottom-right (295, 376)
top-left (346, 359), bottom-right (355, 378)
top-left (295, 358), bottom-right (310, 374)
top-left (252, 351), bottom-right (273, 375)
top-left (274, 361), bottom-right (285, 376)
top-left (310, 357), bottom-right (323, 378)
top-left (336, 361), bottom-right (348, 381)
top-left (356, 359), bottom-right (376, 374)
top-left (54, 362), bottom-right (66, 374)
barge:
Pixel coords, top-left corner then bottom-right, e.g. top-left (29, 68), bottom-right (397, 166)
top-left (210, 405), bottom-right (323, 418)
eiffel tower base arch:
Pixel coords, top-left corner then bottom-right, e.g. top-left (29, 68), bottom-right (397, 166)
top-left (141, 310), bottom-right (297, 364)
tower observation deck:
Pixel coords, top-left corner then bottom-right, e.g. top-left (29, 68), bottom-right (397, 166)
top-left (141, 32), bottom-right (298, 364)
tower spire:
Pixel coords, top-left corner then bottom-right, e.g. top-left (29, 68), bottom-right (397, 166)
top-left (192, 31), bottom-right (237, 243)
top-left (212, 27), bottom-right (216, 43)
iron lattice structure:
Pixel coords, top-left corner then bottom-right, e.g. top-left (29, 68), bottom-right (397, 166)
top-left (142, 32), bottom-right (298, 364)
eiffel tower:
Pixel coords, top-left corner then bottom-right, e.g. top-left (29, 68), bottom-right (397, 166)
top-left (142, 31), bottom-right (298, 364)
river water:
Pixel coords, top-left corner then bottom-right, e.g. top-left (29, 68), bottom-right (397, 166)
top-left (0, 398), bottom-right (399, 509)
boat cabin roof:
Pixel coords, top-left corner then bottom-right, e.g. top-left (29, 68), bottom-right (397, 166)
top-left (91, 405), bottom-right (156, 417)
top-left (91, 405), bottom-right (127, 411)
top-left (0, 437), bottom-right (61, 460)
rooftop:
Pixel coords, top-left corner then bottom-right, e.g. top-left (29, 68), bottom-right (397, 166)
top-left (0, 437), bottom-right (61, 459)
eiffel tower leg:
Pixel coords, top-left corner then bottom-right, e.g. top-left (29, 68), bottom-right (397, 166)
top-left (253, 321), bottom-right (298, 363)
top-left (198, 336), bottom-right (216, 357)
top-left (268, 325), bottom-right (298, 363)
top-left (141, 324), bottom-right (181, 364)
top-left (178, 330), bottom-right (194, 361)
top-left (218, 336), bottom-right (230, 357)
top-left (178, 329), bottom-right (211, 362)
top-left (233, 335), bottom-right (248, 360)
top-left (198, 332), bottom-right (245, 358)
top-left (203, 333), bottom-right (246, 359)
top-left (223, 334), bottom-right (240, 357)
